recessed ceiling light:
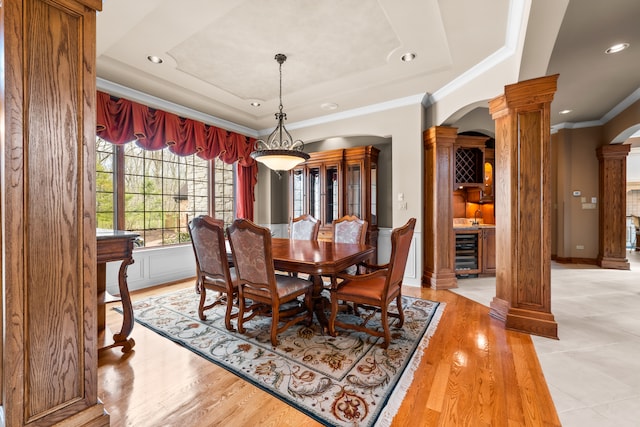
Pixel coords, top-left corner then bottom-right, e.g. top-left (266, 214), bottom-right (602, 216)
top-left (250, 101), bottom-right (261, 107)
top-left (401, 53), bottom-right (416, 62)
top-left (147, 55), bottom-right (164, 64)
top-left (559, 109), bottom-right (572, 115)
top-left (605, 43), bottom-right (629, 54)
top-left (320, 102), bottom-right (339, 111)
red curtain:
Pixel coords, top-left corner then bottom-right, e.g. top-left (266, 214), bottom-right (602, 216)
top-left (96, 91), bottom-right (257, 220)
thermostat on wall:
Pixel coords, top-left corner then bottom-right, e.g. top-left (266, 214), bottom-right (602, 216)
top-left (572, 190), bottom-right (581, 196)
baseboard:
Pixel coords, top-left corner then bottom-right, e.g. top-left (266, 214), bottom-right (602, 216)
top-left (553, 256), bottom-right (598, 265)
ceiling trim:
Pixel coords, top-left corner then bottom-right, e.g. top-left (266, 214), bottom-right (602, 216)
top-left (428, 0), bottom-right (526, 105)
top-left (601, 87), bottom-right (640, 124)
top-left (552, 86), bottom-right (640, 134)
top-left (271, 93), bottom-right (428, 136)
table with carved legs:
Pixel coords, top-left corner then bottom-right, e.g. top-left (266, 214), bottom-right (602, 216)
top-left (97, 229), bottom-right (139, 354)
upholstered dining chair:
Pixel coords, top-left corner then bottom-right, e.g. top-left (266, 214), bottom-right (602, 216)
top-left (328, 217), bottom-right (416, 348)
top-left (332, 215), bottom-right (368, 274)
top-left (188, 215), bottom-right (238, 330)
top-left (290, 214), bottom-right (320, 241)
top-left (288, 214), bottom-right (320, 278)
top-left (227, 218), bottom-right (314, 346)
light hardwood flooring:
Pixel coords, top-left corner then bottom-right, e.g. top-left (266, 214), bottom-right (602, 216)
top-left (451, 250), bottom-right (640, 427)
top-left (99, 280), bottom-right (561, 426)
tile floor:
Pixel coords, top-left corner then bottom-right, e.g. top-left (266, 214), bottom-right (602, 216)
top-left (450, 250), bottom-right (640, 427)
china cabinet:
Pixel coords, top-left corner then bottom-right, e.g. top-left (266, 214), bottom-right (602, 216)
top-left (289, 146), bottom-right (379, 253)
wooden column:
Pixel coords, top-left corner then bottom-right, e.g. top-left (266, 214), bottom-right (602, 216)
top-left (597, 144), bottom-right (631, 270)
top-left (422, 126), bottom-right (458, 289)
top-left (2, 0), bottom-right (107, 425)
top-left (488, 75), bottom-right (558, 339)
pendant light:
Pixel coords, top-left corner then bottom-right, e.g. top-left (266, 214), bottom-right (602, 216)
top-left (250, 54), bottom-right (310, 171)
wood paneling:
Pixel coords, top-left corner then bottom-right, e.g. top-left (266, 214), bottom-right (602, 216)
top-left (422, 127), bottom-right (457, 289)
top-left (2, 0), bottom-right (106, 425)
top-left (488, 75), bottom-right (558, 339)
top-left (597, 144), bottom-right (631, 269)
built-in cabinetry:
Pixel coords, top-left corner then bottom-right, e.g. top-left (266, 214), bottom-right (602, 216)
top-left (289, 146), bottom-right (379, 253)
top-left (456, 135), bottom-right (495, 204)
top-left (481, 227), bottom-right (496, 275)
top-left (454, 135), bottom-right (488, 188)
top-left (482, 148), bottom-right (495, 203)
top-left (455, 230), bottom-right (481, 277)
top-left (454, 227), bottom-right (496, 277)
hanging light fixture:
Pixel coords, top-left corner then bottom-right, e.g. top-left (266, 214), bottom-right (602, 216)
top-left (251, 54), bottom-right (310, 171)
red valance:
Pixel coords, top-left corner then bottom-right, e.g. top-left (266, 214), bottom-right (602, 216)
top-left (96, 91), bottom-right (257, 220)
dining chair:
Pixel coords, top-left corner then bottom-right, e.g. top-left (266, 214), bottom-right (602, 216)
top-left (188, 215), bottom-right (238, 330)
top-left (227, 218), bottom-right (314, 346)
top-left (332, 215), bottom-right (368, 274)
top-left (290, 214), bottom-right (320, 241)
top-left (288, 214), bottom-right (320, 278)
top-left (328, 217), bottom-right (416, 348)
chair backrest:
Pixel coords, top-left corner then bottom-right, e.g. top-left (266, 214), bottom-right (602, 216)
top-left (290, 214), bottom-right (320, 240)
top-left (384, 218), bottom-right (416, 295)
top-left (188, 215), bottom-right (233, 286)
top-left (333, 215), bottom-right (368, 245)
top-left (227, 218), bottom-right (276, 294)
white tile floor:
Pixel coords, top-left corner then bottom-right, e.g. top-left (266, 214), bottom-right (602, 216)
top-left (450, 250), bottom-right (640, 427)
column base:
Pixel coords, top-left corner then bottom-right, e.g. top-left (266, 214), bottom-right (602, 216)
top-left (490, 297), bottom-right (558, 339)
top-left (422, 270), bottom-right (458, 289)
top-left (597, 256), bottom-right (630, 270)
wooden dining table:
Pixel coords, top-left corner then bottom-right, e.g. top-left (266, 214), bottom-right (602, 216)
top-left (269, 238), bottom-right (375, 327)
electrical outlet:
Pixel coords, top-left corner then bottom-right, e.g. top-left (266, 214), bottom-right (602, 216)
top-left (576, 245), bottom-right (584, 250)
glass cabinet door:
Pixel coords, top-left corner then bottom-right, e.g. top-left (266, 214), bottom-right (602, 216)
top-left (291, 168), bottom-right (305, 218)
top-left (308, 167), bottom-right (321, 220)
top-left (346, 162), bottom-right (361, 218)
top-left (325, 166), bottom-right (339, 224)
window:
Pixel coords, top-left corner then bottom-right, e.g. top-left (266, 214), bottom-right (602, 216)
top-left (96, 138), bottom-right (115, 229)
top-left (96, 137), bottom-right (235, 248)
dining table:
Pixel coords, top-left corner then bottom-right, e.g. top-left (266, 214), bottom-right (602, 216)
top-left (269, 238), bottom-right (375, 328)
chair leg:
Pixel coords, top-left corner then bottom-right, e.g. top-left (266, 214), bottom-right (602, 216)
top-left (223, 293), bottom-right (235, 331)
top-left (237, 292), bottom-right (246, 334)
top-left (198, 287), bottom-right (207, 321)
top-left (380, 307), bottom-right (390, 349)
top-left (328, 293), bottom-right (339, 337)
top-left (270, 308), bottom-right (279, 347)
top-left (396, 293), bottom-right (405, 328)
top-left (304, 291), bottom-right (313, 325)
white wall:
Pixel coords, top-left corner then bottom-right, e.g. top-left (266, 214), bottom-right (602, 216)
top-left (105, 245), bottom-right (196, 295)
top-left (629, 147), bottom-right (640, 181)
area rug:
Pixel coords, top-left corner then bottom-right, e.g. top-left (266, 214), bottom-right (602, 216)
top-left (122, 288), bottom-right (444, 427)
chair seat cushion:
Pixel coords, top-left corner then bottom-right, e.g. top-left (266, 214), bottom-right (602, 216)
top-left (275, 274), bottom-right (313, 297)
top-left (243, 274), bottom-right (312, 299)
top-left (334, 276), bottom-right (387, 302)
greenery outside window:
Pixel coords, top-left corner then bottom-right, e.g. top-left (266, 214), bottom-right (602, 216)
top-left (96, 137), bottom-right (235, 248)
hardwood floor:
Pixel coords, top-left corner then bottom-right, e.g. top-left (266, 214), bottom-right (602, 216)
top-left (98, 281), bottom-right (560, 427)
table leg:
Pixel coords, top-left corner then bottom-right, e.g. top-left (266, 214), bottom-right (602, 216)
top-left (98, 256), bottom-right (136, 354)
top-left (308, 274), bottom-right (329, 331)
top-left (111, 256), bottom-right (136, 352)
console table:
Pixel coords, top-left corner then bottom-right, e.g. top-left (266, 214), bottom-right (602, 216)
top-left (97, 229), bottom-right (139, 353)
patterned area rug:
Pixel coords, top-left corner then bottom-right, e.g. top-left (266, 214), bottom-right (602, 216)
top-left (124, 288), bottom-right (444, 427)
